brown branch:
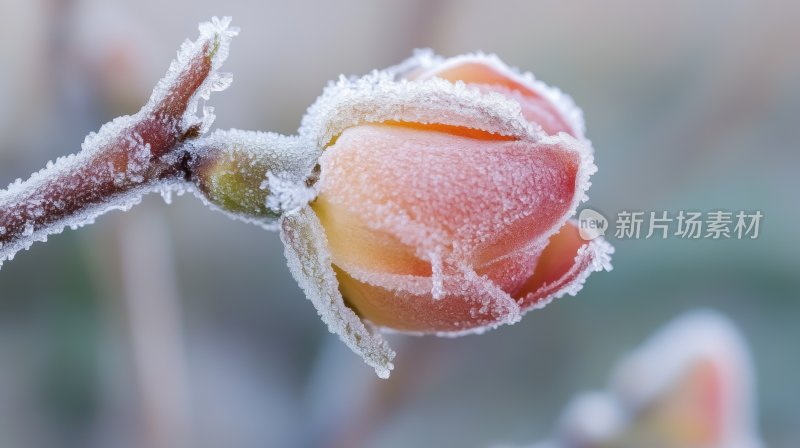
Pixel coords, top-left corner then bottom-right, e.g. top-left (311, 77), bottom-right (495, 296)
top-left (0, 18), bottom-right (237, 267)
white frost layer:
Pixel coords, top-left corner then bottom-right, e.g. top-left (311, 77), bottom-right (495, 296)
top-left (0, 17), bottom-right (238, 269)
top-left (526, 226), bottom-right (614, 314)
top-left (186, 129), bottom-right (320, 230)
top-left (387, 49), bottom-right (588, 144)
top-left (147, 16), bottom-right (238, 133)
top-left (299, 68), bottom-right (543, 149)
top-left (280, 206), bottom-right (395, 378)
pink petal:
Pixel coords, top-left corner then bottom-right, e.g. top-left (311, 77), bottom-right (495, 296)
top-left (411, 58), bottom-right (582, 137)
top-left (516, 219), bottom-right (614, 312)
top-left (312, 123), bottom-right (592, 332)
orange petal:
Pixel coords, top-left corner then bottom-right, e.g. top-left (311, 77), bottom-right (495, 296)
top-left (334, 266), bottom-right (519, 333)
top-left (515, 220), bottom-right (613, 311)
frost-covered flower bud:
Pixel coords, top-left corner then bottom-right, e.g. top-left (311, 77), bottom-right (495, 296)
top-left (193, 51), bottom-right (614, 377)
top-left (303, 52), bottom-right (612, 334)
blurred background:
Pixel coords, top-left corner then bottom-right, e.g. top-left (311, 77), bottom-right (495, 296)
top-left (0, 0), bottom-right (798, 447)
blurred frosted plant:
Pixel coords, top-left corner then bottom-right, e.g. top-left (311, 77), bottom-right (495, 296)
top-left (0, 20), bottom-right (612, 378)
top-left (520, 310), bottom-right (763, 448)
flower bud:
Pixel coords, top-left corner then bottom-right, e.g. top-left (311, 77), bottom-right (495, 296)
top-left (302, 52), bottom-right (612, 334)
top-left (191, 52), bottom-right (614, 376)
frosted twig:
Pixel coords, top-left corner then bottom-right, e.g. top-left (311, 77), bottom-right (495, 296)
top-left (0, 17), bottom-right (238, 268)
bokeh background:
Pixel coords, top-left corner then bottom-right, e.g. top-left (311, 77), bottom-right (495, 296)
top-left (1, 0), bottom-right (798, 447)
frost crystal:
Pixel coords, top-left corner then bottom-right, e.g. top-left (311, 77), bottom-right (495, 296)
top-left (386, 49), bottom-right (588, 142)
top-left (0, 17), bottom-right (238, 269)
top-left (280, 206), bottom-right (395, 378)
top-left (525, 221), bottom-right (614, 313)
top-left (148, 16), bottom-right (238, 132)
top-left (186, 129), bottom-right (320, 230)
top-left (300, 68), bottom-right (540, 149)
top-left (264, 172), bottom-right (317, 216)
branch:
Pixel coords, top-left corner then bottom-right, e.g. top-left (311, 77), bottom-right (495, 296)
top-left (0, 17), bottom-right (238, 268)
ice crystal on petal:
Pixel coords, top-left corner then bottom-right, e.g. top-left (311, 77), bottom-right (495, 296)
top-left (457, 265), bottom-right (522, 328)
top-left (526, 223), bottom-right (614, 312)
top-left (280, 206), bottom-right (396, 378)
top-left (388, 50), bottom-right (588, 142)
top-left (428, 250), bottom-right (445, 300)
top-left (300, 69), bottom-right (541, 150)
top-left (317, 125), bottom-right (595, 279)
